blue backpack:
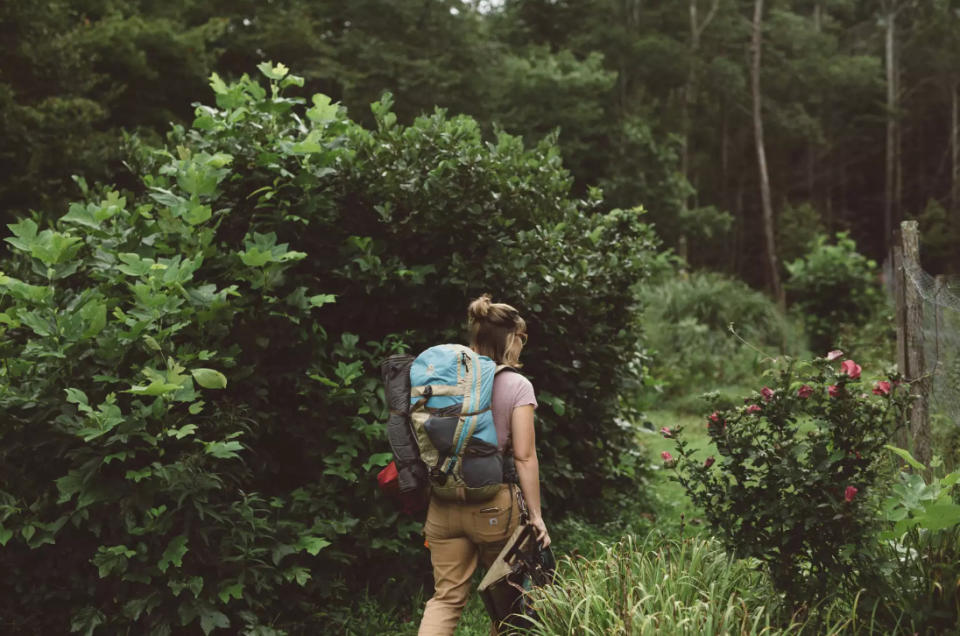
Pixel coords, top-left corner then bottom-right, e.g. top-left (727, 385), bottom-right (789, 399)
top-left (383, 344), bottom-right (512, 503)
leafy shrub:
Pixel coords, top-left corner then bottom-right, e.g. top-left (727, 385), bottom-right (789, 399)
top-left (785, 232), bottom-right (882, 353)
top-left (861, 447), bottom-right (960, 633)
top-left (669, 353), bottom-right (910, 606)
top-left (0, 63), bottom-right (658, 632)
top-left (638, 271), bottom-right (802, 406)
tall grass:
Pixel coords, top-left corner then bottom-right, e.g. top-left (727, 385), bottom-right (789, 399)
top-left (523, 532), bottom-right (856, 636)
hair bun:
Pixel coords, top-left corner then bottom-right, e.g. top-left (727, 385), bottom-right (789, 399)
top-left (468, 294), bottom-right (493, 321)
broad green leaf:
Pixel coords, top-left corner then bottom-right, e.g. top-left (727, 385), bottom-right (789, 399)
top-left (20, 310), bottom-right (52, 337)
top-left (0, 527), bottom-right (13, 546)
top-left (285, 566), bottom-right (311, 586)
top-left (297, 535), bottom-right (331, 556)
top-left (124, 380), bottom-right (182, 396)
top-left (56, 470), bottom-right (86, 502)
top-left (125, 467), bottom-right (152, 483)
top-left (941, 472), bottom-right (960, 488)
top-left (217, 581), bottom-right (244, 603)
top-left (209, 72), bottom-right (228, 95)
top-left (199, 608), bottom-right (229, 635)
top-left (363, 452), bottom-right (393, 471)
top-left (5, 218), bottom-right (39, 253)
top-left (291, 130), bottom-right (325, 154)
top-left (65, 388), bottom-right (89, 406)
top-left (308, 294), bottom-right (336, 308)
top-left (306, 94), bottom-right (338, 123)
top-left (238, 247), bottom-right (271, 267)
top-left (184, 203), bottom-right (212, 225)
top-left (69, 606), bottom-right (105, 636)
top-left (21, 525), bottom-right (35, 541)
top-left (158, 535), bottom-right (188, 573)
top-left (915, 502), bottom-right (960, 531)
top-left (257, 61), bottom-right (289, 80)
top-left (79, 300), bottom-right (106, 339)
top-left (191, 368), bottom-right (227, 389)
top-left (168, 424), bottom-right (198, 440)
top-left (204, 440), bottom-right (243, 459)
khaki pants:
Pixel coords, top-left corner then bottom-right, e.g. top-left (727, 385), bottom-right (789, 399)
top-left (418, 484), bottom-right (521, 636)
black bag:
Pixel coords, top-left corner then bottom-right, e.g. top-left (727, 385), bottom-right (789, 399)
top-left (478, 523), bottom-right (556, 634)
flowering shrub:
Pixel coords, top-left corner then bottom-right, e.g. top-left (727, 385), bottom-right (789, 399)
top-left (668, 351), bottom-right (910, 605)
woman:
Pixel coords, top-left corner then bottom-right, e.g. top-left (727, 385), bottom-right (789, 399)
top-left (418, 294), bottom-right (550, 636)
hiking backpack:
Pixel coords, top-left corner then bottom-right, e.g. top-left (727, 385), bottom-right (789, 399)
top-left (380, 344), bottom-right (515, 504)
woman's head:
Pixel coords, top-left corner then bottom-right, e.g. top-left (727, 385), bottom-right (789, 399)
top-left (467, 294), bottom-right (527, 367)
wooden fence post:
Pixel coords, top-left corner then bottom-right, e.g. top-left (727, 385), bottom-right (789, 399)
top-left (900, 220), bottom-right (931, 466)
top-left (892, 229), bottom-right (908, 449)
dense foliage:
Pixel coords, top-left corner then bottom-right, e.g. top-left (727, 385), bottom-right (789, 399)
top-left (0, 65), bottom-right (658, 633)
top-left (785, 233), bottom-right (883, 353)
top-left (5, 1), bottom-right (960, 276)
top-left (638, 271), bottom-right (801, 407)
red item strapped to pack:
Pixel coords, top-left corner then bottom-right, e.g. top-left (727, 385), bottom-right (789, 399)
top-left (377, 461), bottom-right (428, 515)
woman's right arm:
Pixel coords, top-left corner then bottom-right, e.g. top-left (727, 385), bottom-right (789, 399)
top-left (511, 404), bottom-right (550, 547)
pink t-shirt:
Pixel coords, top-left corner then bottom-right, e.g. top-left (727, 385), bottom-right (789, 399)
top-left (492, 370), bottom-right (537, 454)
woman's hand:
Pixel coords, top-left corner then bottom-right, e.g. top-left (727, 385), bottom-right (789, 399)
top-left (529, 515), bottom-right (550, 549)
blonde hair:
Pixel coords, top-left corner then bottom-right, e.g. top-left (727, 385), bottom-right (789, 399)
top-left (467, 294), bottom-right (526, 367)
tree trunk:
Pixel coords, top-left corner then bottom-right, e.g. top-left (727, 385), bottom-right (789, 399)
top-left (682, 0), bottom-right (720, 195)
top-left (952, 79), bottom-right (959, 213)
top-left (751, 0), bottom-right (783, 308)
top-left (884, 5), bottom-right (897, 253)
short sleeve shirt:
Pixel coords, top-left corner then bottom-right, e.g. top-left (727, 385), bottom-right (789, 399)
top-left (491, 370), bottom-right (537, 455)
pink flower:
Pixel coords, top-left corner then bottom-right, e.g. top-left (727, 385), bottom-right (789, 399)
top-left (797, 384), bottom-right (814, 399)
top-left (709, 412), bottom-right (720, 423)
top-left (872, 381), bottom-right (891, 396)
top-left (828, 384), bottom-right (840, 398)
top-left (826, 349), bottom-right (844, 361)
top-left (704, 456), bottom-right (715, 469)
top-left (660, 427), bottom-right (673, 438)
top-left (844, 486), bottom-right (858, 502)
top-left (761, 387), bottom-right (775, 402)
top-left (661, 451), bottom-right (674, 463)
top-left (840, 359), bottom-right (862, 379)
top-left (746, 404), bottom-right (762, 414)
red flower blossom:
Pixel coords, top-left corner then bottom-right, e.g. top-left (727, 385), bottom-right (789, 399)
top-left (797, 384), bottom-right (814, 399)
top-left (746, 404), bottom-right (762, 414)
top-left (704, 456), bottom-right (715, 469)
top-left (840, 359), bottom-right (862, 379)
top-left (661, 451), bottom-right (674, 463)
top-left (872, 381), bottom-right (891, 396)
top-left (828, 384), bottom-right (840, 398)
top-left (761, 387), bottom-right (775, 402)
top-left (844, 486), bottom-right (858, 502)
top-left (660, 427), bottom-right (673, 438)
top-left (826, 349), bottom-right (844, 361)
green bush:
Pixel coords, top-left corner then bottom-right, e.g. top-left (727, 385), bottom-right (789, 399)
top-left (0, 64), bottom-right (659, 632)
top-left (669, 353), bottom-right (910, 607)
top-left (862, 447), bottom-right (960, 633)
top-left (785, 232), bottom-right (882, 353)
top-left (638, 271), bottom-right (802, 407)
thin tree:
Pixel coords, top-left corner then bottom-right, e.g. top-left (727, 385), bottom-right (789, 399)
top-left (750, 0), bottom-right (783, 309)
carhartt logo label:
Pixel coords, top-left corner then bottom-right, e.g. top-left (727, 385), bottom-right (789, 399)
top-left (489, 518), bottom-right (497, 526)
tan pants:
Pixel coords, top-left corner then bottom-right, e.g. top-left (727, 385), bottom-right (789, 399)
top-left (418, 484), bottom-right (521, 636)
